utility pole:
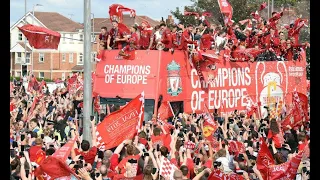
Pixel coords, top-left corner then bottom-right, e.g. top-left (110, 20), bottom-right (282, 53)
top-left (267, 0), bottom-right (270, 19)
top-left (83, 0), bottom-right (92, 144)
top-left (24, 0), bottom-right (27, 76)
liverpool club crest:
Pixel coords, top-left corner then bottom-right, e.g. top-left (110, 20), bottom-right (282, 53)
top-left (167, 60), bottom-right (182, 96)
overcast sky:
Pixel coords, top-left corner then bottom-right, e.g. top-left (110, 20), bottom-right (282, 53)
top-left (10, 0), bottom-right (193, 26)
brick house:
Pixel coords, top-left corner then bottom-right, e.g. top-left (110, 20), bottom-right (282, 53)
top-left (10, 11), bottom-right (86, 80)
top-left (10, 12), bottom-right (159, 80)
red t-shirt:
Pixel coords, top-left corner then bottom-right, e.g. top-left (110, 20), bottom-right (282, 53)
top-left (151, 134), bottom-right (166, 148)
top-left (74, 146), bottom-right (98, 165)
top-left (267, 130), bottom-right (282, 149)
top-left (10, 103), bottom-right (15, 112)
top-left (161, 29), bottom-right (173, 49)
top-left (170, 158), bottom-right (178, 167)
top-left (117, 155), bottom-right (141, 174)
top-left (186, 158), bottom-right (195, 179)
top-left (200, 34), bottom-right (213, 50)
top-left (204, 159), bottom-right (213, 169)
top-left (110, 154), bottom-right (120, 171)
top-left (29, 145), bottom-right (43, 162)
top-left (139, 29), bottom-right (152, 49)
top-left (181, 30), bottom-right (193, 50)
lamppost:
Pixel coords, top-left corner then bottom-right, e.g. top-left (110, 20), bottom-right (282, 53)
top-left (31, 4), bottom-right (43, 73)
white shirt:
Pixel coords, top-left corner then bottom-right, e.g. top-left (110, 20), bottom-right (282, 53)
top-left (216, 157), bottom-right (233, 173)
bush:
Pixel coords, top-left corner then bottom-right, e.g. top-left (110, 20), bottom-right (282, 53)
top-left (10, 76), bottom-right (54, 82)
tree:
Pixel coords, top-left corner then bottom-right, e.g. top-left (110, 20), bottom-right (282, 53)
top-left (170, 0), bottom-right (305, 25)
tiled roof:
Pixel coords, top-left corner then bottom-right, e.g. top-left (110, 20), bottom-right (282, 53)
top-left (34, 12), bottom-right (83, 32)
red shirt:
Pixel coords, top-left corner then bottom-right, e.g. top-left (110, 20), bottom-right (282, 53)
top-left (181, 30), bottom-right (193, 50)
top-left (267, 130), bottom-right (282, 148)
top-left (74, 146), bottom-right (98, 165)
top-left (110, 154), bottom-right (120, 171)
top-left (151, 134), bottom-right (166, 148)
top-left (139, 28), bottom-right (152, 49)
top-left (201, 34), bottom-right (213, 50)
top-left (117, 155), bottom-right (141, 174)
top-left (161, 29), bottom-right (173, 49)
top-left (29, 145), bottom-right (43, 162)
top-left (10, 103), bottom-right (15, 112)
top-left (186, 158), bottom-right (195, 179)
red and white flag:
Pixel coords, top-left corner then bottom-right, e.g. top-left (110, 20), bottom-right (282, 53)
top-left (67, 74), bottom-right (83, 94)
top-left (95, 92), bottom-right (145, 150)
top-left (52, 136), bottom-right (77, 161)
top-left (217, 0), bottom-right (233, 25)
top-left (228, 140), bottom-right (245, 157)
top-left (34, 156), bottom-right (79, 180)
top-left (267, 150), bottom-right (304, 180)
top-left (282, 91), bottom-right (309, 129)
top-left (256, 138), bottom-right (275, 180)
top-left (158, 101), bottom-right (174, 122)
top-left (159, 156), bottom-right (178, 180)
top-left (18, 24), bottom-right (61, 49)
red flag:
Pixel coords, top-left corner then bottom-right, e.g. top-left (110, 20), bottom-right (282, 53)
top-left (26, 95), bottom-right (42, 121)
top-left (256, 138), bottom-right (275, 180)
top-left (202, 12), bottom-right (212, 17)
top-left (38, 80), bottom-right (46, 94)
top-left (267, 150), bottom-right (304, 180)
top-left (217, 0), bottom-right (233, 25)
top-left (184, 11), bottom-right (200, 19)
top-left (95, 92), bottom-right (145, 150)
top-left (35, 156), bottom-right (79, 180)
top-left (202, 104), bottom-right (220, 151)
top-left (52, 136), bottom-right (77, 161)
top-left (158, 101), bottom-right (174, 122)
top-left (228, 140), bottom-right (245, 157)
top-left (282, 91), bottom-right (309, 129)
top-left (109, 4), bottom-right (136, 23)
top-left (259, 2), bottom-right (267, 11)
top-left (18, 24), bottom-right (61, 49)
top-left (159, 156), bottom-right (178, 179)
top-left (67, 74), bottom-right (83, 94)
top-left (28, 76), bottom-right (40, 93)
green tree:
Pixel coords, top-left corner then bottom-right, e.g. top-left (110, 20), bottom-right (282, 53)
top-left (171, 0), bottom-right (305, 25)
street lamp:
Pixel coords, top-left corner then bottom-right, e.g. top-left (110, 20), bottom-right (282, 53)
top-left (31, 4), bottom-right (43, 74)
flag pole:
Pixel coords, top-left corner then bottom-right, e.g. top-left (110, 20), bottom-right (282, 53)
top-left (168, 101), bottom-right (175, 118)
top-left (83, 0), bottom-right (92, 143)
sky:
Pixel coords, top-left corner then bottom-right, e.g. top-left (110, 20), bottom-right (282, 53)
top-left (10, 0), bottom-right (194, 27)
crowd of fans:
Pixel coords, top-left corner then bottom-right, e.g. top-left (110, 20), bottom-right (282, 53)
top-left (10, 72), bottom-right (310, 180)
top-left (10, 6), bottom-right (310, 180)
top-left (97, 11), bottom-right (309, 62)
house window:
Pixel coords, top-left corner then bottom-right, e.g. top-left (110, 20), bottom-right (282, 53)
top-left (62, 33), bottom-right (66, 43)
top-left (16, 52), bottom-right (22, 63)
top-left (62, 53), bottom-right (66, 62)
top-left (25, 53), bottom-right (30, 64)
top-left (91, 52), bottom-right (97, 62)
top-left (70, 34), bottom-right (74, 43)
top-left (39, 53), bottom-right (44, 62)
top-left (80, 34), bottom-right (83, 41)
top-left (69, 53), bottom-right (73, 63)
top-left (39, 72), bottom-right (44, 79)
top-left (18, 32), bottom-right (23, 41)
top-left (62, 72), bottom-right (66, 80)
top-left (78, 53), bottom-right (83, 64)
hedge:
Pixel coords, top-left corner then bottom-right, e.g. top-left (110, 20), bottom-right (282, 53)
top-left (10, 76), bottom-right (54, 82)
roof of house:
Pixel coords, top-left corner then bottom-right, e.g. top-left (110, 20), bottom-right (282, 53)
top-left (17, 42), bottom-right (32, 51)
top-left (34, 12), bottom-right (83, 32)
top-left (71, 65), bottom-right (84, 72)
top-left (91, 15), bottom-right (160, 33)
